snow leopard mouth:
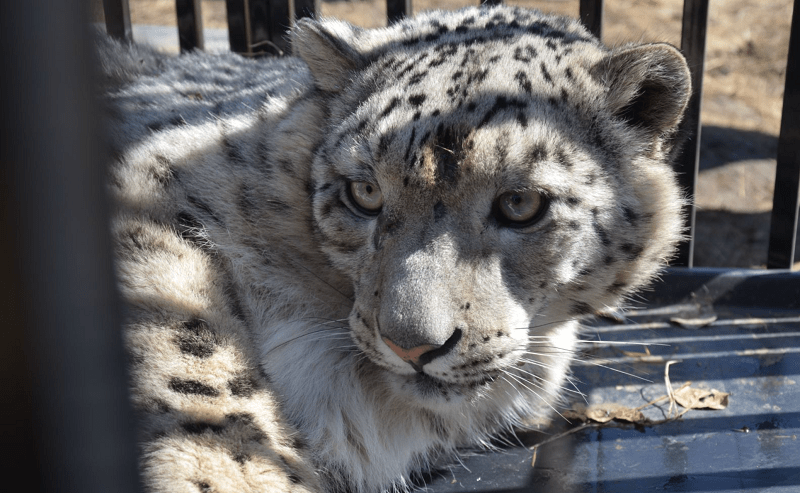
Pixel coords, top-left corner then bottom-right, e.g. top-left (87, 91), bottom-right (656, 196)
top-left (411, 371), bottom-right (497, 398)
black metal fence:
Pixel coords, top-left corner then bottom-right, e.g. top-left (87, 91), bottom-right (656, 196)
top-left (101, 0), bottom-right (800, 269)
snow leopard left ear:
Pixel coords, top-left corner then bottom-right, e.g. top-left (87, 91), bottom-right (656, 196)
top-left (291, 18), bottom-right (368, 93)
top-left (593, 43), bottom-right (691, 136)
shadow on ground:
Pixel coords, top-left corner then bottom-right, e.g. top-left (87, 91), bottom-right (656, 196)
top-left (699, 125), bottom-right (778, 171)
top-left (694, 210), bottom-right (800, 268)
top-left (693, 125), bottom-right (799, 269)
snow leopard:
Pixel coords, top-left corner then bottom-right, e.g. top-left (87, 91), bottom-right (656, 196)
top-left (98, 4), bottom-right (690, 492)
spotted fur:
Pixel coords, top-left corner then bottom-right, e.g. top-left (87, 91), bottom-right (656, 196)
top-left (99, 5), bottom-right (690, 493)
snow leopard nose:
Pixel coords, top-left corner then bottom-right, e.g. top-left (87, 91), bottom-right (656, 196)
top-left (382, 329), bottom-right (462, 372)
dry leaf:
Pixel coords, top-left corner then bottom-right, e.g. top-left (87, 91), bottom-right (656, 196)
top-left (529, 366), bottom-right (732, 460)
top-left (563, 403), bottom-right (646, 424)
top-left (673, 386), bottom-right (730, 410)
top-left (621, 346), bottom-right (652, 358)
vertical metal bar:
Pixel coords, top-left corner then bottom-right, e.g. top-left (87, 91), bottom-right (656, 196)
top-left (579, 0), bottom-right (603, 40)
top-left (246, 0), bottom-right (291, 56)
top-left (673, 0), bottom-right (710, 268)
top-left (103, 0), bottom-right (132, 41)
top-left (176, 0), bottom-right (205, 52)
top-left (387, 0), bottom-right (413, 24)
top-left (225, 0), bottom-right (250, 54)
top-left (295, 0), bottom-right (319, 20)
top-left (1, 0), bottom-right (141, 491)
top-left (248, 0), bottom-right (272, 54)
top-left (264, 0), bottom-right (293, 55)
top-left (767, 0), bottom-right (800, 269)
top-left (227, 0), bottom-right (292, 56)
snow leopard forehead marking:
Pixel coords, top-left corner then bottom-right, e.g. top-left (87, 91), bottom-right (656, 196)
top-left (319, 6), bottom-right (614, 194)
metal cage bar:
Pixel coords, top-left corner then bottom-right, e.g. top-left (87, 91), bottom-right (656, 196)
top-left (248, 0), bottom-right (274, 54)
top-left (295, 0), bottom-right (319, 20)
top-left (176, 0), bottom-right (205, 52)
top-left (103, 0), bottom-right (132, 40)
top-left (225, 0), bottom-right (250, 53)
top-left (262, 0), bottom-right (293, 55)
top-left (579, 0), bottom-right (603, 39)
top-left (2, 0), bottom-right (141, 492)
top-left (767, 0), bottom-right (800, 269)
top-left (673, 0), bottom-right (710, 267)
top-left (387, 0), bottom-right (413, 24)
top-left (225, 0), bottom-right (292, 56)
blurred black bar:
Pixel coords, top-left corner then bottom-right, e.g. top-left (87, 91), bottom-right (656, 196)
top-left (103, 0), bottom-right (132, 40)
top-left (480, 0), bottom-right (503, 6)
top-left (226, 0), bottom-right (291, 56)
top-left (295, 0), bottom-right (319, 20)
top-left (264, 0), bottom-right (292, 55)
top-left (225, 0), bottom-right (249, 53)
top-left (387, 0), bottom-right (412, 24)
top-left (248, 0), bottom-right (291, 56)
top-left (1, 0), bottom-right (140, 492)
top-left (248, 0), bottom-right (273, 54)
top-left (176, 0), bottom-right (205, 52)
top-left (579, 0), bottom-right (603, 39)
top-left (673, 0), bottom-right (710, 268)
top-left (767, 0), bottom-right (800, 269)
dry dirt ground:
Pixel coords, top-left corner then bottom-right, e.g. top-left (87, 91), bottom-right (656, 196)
top-left (92, 0), bottom-right (798, 269)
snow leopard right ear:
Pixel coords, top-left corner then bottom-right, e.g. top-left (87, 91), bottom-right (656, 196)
top-left (291, 18), bottom-right (368, 93)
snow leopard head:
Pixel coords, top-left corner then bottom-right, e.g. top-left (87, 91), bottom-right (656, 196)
top-left (297, 5), bottom-right (689, 409)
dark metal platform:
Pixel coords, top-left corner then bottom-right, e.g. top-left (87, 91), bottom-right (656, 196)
top-left (427, 268), bottom-right (800, 492)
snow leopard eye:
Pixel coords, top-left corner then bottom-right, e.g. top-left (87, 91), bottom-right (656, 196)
top-left (348, 181), bottom-right (383, 214)
top-left (494, 190), bottom-right (548, 227)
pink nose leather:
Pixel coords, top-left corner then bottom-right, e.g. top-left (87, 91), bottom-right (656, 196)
top-left (382, 337), bottom-right (437, 367)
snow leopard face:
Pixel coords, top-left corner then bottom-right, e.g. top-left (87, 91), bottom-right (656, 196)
top-left (300, 6), bottom-right (689, 408)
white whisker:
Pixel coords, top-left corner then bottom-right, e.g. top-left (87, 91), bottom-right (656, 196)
top-left (501, 370), bottom-right (569, 422)
top-left (513, 366), bottom-right (586, 397)
top-left (577, 340), bottom-right (668, 347)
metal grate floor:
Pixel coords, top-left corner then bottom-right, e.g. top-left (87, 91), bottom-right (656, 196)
top-left (427, 269), bottom-right (800, 492)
